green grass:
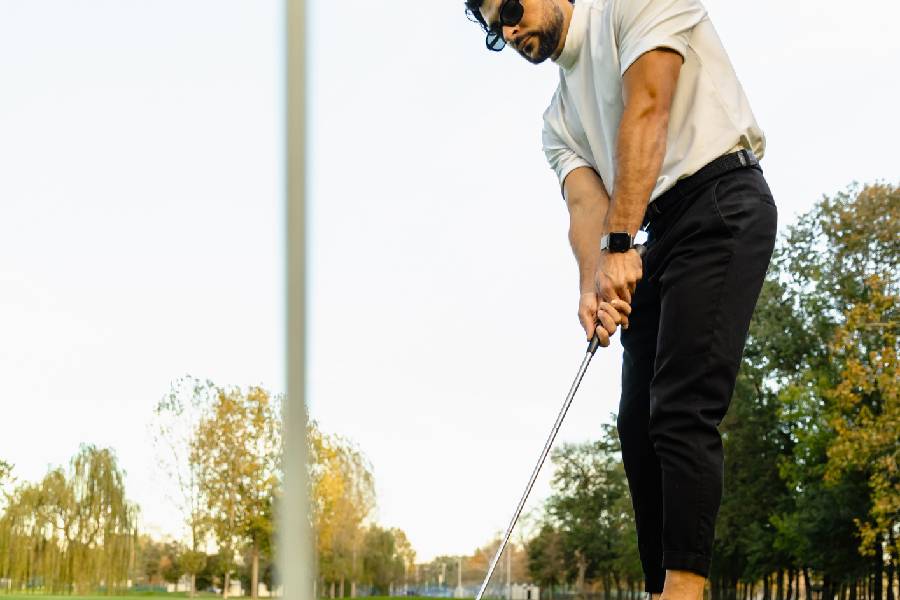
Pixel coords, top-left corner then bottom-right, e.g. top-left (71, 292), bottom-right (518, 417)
top-left (1, 594), bottom-right (220, 599)
top-left (0, 597), bottom-right (474, 600)
top-left (0, 596), bottom-right (476, 600)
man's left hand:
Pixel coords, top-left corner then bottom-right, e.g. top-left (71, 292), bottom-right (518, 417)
top-left (594, 248), bottom-right (643, 304)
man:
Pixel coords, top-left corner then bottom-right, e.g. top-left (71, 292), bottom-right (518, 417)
top-left (463, 1), bottom-right (777, 599)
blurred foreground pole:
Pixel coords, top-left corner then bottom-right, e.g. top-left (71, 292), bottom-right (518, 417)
top-left (280, 0), bottom-right (312, 598)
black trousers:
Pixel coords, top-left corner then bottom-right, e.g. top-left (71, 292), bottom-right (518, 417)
top-left (617, 162), bottom-right (777, 591)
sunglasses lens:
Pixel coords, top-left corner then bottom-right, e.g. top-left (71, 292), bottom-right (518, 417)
top-left (500, 0), bottom-right (524, 25)
top-left (487, 30), bottom-right (506, 51)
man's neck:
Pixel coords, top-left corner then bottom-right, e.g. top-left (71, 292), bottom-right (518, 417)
top-left (552, 0), bottom-right (576, 61)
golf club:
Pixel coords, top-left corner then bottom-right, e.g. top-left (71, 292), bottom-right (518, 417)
top-left (474, 243), bottom-right (647, 600)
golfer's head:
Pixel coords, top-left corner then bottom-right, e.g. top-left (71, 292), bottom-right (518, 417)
top-left (465, 0), bottom-right (567, 65)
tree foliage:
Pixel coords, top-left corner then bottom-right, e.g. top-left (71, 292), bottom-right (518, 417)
top-left (191, 384), bottom-right (282, 600)
top-left (0, 445), bottom-right (138, 594)
top-left (308, 420), bottom-right (376, 595)
top-left (524, 182), bottom-right (898, 600)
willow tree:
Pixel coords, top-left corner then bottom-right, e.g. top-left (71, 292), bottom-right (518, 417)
top-left (67, 445), bottom-right (139, 594)
top-left (0, 446), bottom-right (137, 594)
top-left (192, 385), bottom-right (282, 600)
top-left (153, 375), bottom-right (215, 597)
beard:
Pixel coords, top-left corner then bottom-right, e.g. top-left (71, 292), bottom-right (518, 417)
top-left (519, 1), bottom-right (565, 64)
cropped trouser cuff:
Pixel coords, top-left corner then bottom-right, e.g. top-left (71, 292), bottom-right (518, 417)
top-left (662, 550), bottom-right (712, 579)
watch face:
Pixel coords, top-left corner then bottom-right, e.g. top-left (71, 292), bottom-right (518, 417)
top-left (609, 232), bottom-right (632, 252)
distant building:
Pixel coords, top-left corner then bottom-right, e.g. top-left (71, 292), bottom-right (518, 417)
top-left (166, 574), bottom-right (193, 593)
top-left (511, 583), bottom-right (540, 600)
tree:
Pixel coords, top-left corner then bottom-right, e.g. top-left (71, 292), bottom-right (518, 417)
top-left (308, 421), bottom-right (376, 596)
top-left (0, 446), bottom-right (137, 595)
top-left (391, 528), bottom-right (416, 591)
top-left (0, 460), bottom-right (11, 488)
top-left (160, 541), bottom-right (185, 585)
top-left (152, 376), bottom-right (215, 597)
top-left (192, 385), bottom-right (282, 600)
top-left (361, 525), bottom-right (406, 595)
top-left (528, 524), bottom-right (566, 597)
top-left (821, 183), bottom-right (898, 558)
top-left (767, 182), bottom-right (897, 600)
top-left (544, 424), bottom-right (636, 599)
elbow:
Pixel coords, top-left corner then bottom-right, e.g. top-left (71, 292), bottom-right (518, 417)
top-left (627, 97), bottom-right (671, 128)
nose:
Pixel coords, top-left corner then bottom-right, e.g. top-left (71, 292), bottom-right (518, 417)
top-left (502, 24), bottom-right (519, 45)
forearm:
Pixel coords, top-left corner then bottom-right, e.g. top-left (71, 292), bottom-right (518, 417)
top-left (564, 167), bottom-right (610, 293)
top-left (604, 104), bottom-right (669, 237)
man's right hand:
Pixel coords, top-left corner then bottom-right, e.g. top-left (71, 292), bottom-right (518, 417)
top-left (578, 292), bottom-right (632, 347)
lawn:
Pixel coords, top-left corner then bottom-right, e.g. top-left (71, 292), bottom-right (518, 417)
top-left (0, 596), bottom-right (475, 600)
top-left (1, 594), bottom-right (220, 599)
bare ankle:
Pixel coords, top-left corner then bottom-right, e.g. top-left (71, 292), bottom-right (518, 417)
top-left (661, 570), bottom-right (706, 600)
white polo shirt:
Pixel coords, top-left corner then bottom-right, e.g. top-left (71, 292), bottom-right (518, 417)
top-left (542, 0), bottom-right (765, 202)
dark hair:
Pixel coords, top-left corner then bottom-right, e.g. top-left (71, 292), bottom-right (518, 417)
top-left (465, 0), bottom-right (576, 33)
top-left (464, 0), bottom-right (489, 32)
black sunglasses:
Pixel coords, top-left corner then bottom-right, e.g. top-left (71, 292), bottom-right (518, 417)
top-left (468, 0), bottom-right (525, 52)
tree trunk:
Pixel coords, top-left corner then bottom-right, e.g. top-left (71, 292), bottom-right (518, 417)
top-left (778, 570), bottom-right (785, 600)
top-left (803, 569), bottom-right (812, 600)
top-left (876, 533), bottom-right (885, 600)
top-left (351, 581), bottom-right (357, 598)
top-left (190, 573), bottom-right (196, 599)
top-left (223, 571), bottom-right (231, 600)
top-left (850, 578), bottom-right (857, 600)
top-left (251, 545), bottom-right (259, 600)
top-left (339, 577), bottom-right (344, 598)
top-left (888, 530), bottom-right (896, 600)
top-left (575, 550), bottom-right (588, 600)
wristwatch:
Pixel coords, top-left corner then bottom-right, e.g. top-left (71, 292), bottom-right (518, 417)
top-left (600, 231), bottom-right (633, 253)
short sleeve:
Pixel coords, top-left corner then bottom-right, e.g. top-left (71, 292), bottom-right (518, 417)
top-left (615, 0), bottom-right (708, 76)
top-left (542, 89), bottom-right (592, 195)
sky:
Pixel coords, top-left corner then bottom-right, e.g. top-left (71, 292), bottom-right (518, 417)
top-left (1, 0), bottom-right (899, 566)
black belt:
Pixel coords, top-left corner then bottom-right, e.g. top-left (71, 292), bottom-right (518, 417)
top-left (641, 149), bottom-right (760, 230)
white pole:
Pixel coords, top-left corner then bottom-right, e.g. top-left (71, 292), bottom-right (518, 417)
top-left (280, 0), bottom-right (311, 599)
top-left (507, 549), bottom-right (512, 600)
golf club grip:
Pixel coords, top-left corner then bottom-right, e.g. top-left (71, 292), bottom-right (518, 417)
top-left (587, 243), bottom-right (647, 355)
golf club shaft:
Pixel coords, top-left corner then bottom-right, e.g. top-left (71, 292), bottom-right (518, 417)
top-left (473, 243), bottom-right (645, 600)
top-left (474, 348), bottom-right (596, 600)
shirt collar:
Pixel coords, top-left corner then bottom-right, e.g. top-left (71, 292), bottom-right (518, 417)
top-left (555, 1), bottom-right (587, 71)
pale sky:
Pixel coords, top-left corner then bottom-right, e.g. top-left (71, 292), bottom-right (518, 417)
top-left (2, 0), bottom-right (898, 566)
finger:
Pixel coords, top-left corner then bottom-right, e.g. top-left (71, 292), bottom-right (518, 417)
top-left (579, 312), bottom-right (595, 340)
top-left (594, 324), bottom-right (610, 348)
top-left (608, 299), bottom-right (631, 329)
top-left (595, 308), bottom-right (617, 336)
top-left (609, 298), bottom-right (632, 316)
top-left (598, 301), bottom-right (621, 324)
top-left (602, 301), bottom-right (629, 331)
